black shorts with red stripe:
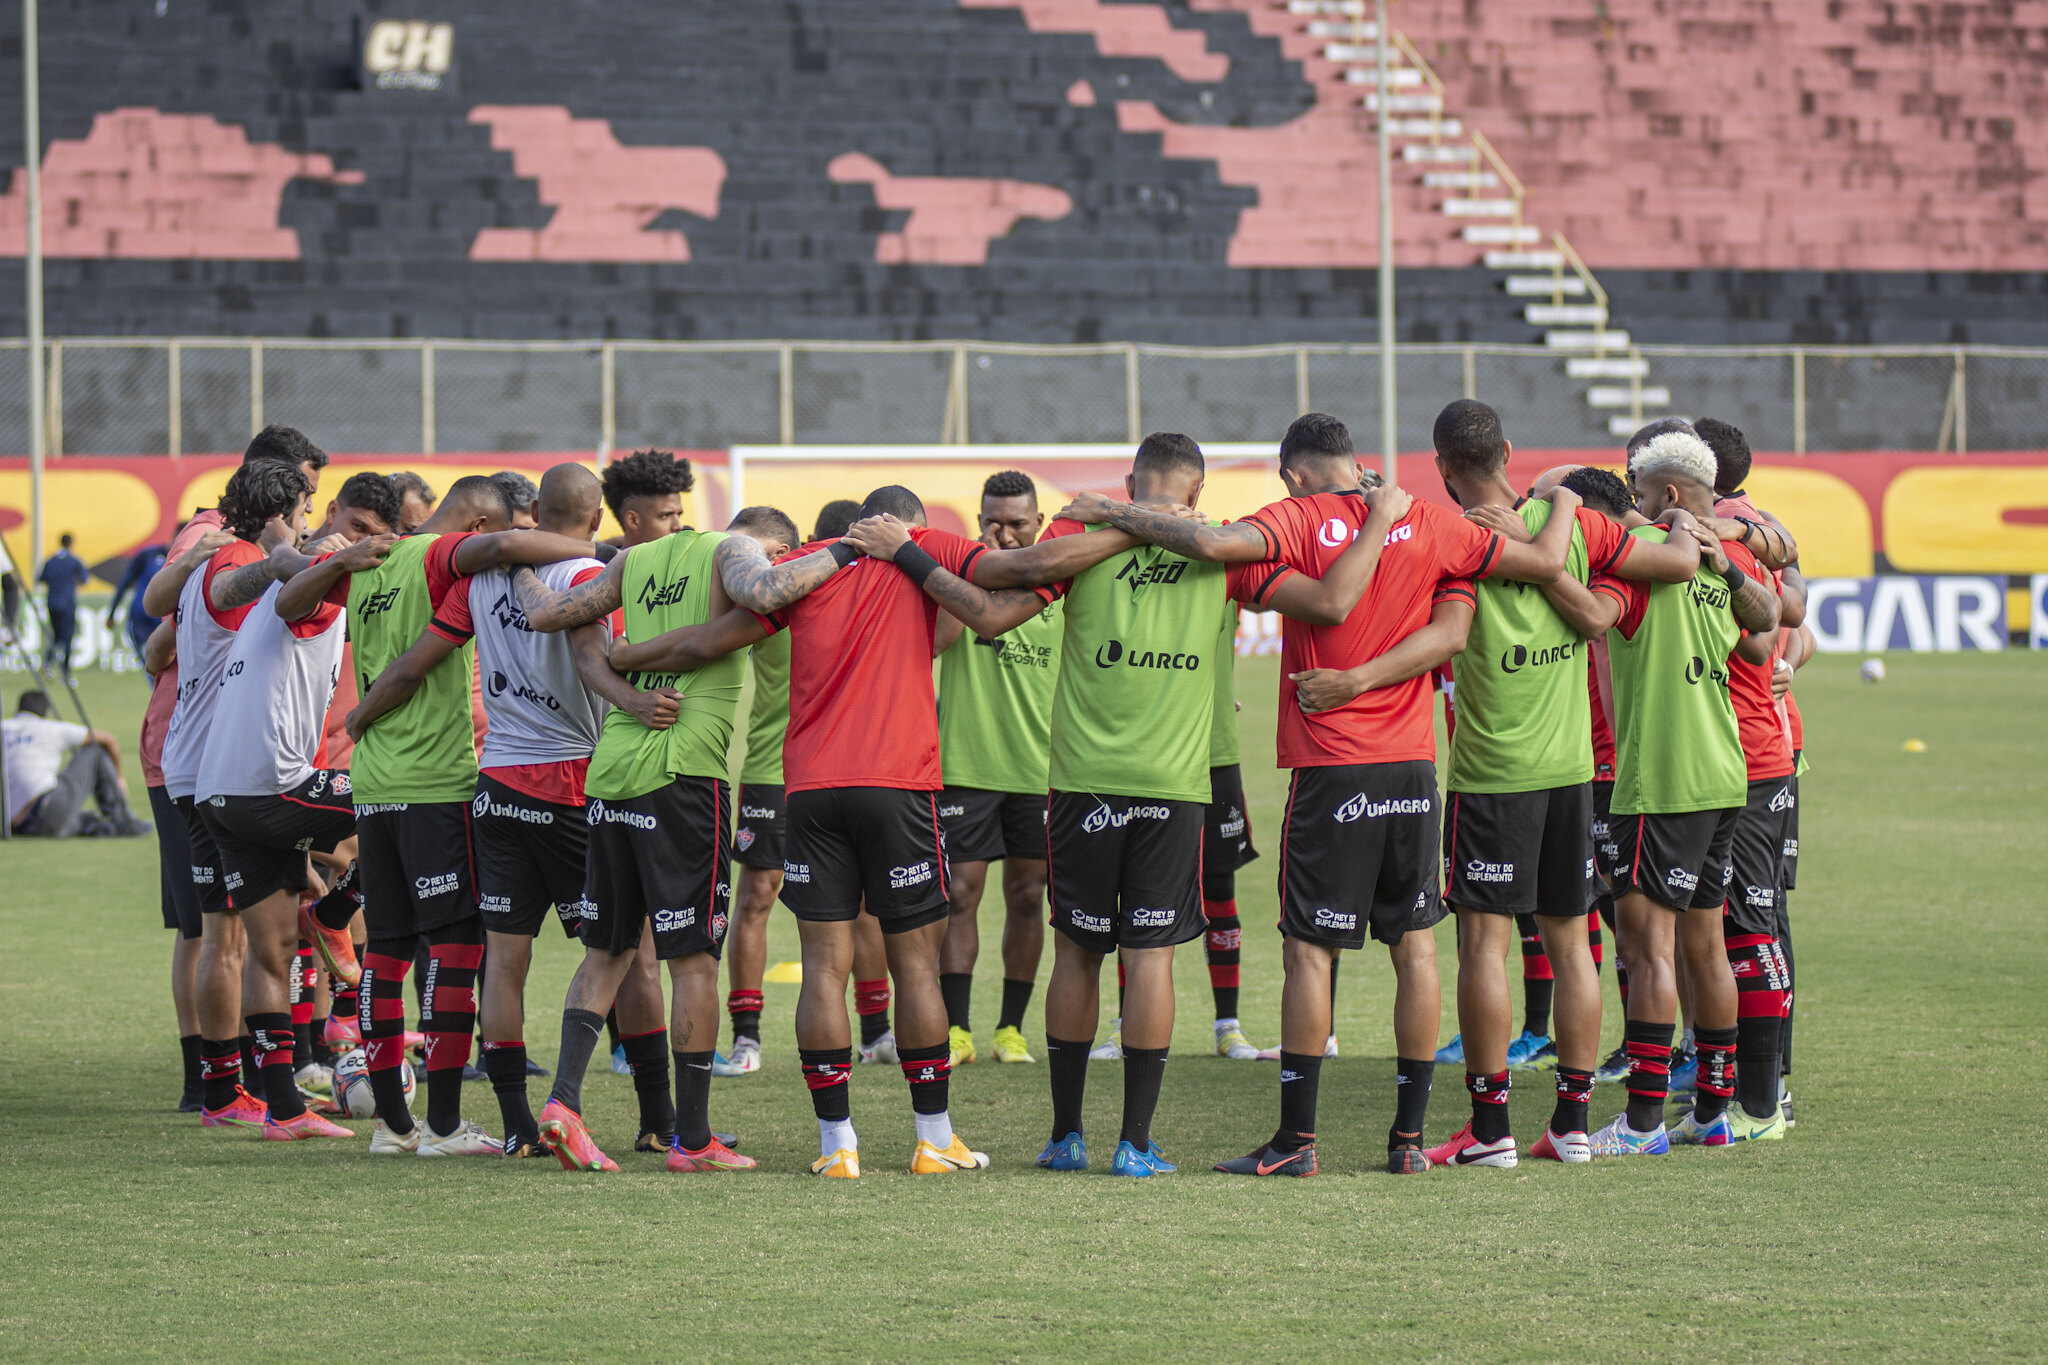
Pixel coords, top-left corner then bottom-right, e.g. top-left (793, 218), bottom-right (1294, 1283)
top-left (1277, 760), bottom-right (1444, 950)
top-left (204, 768), bottom-right (355, 909)
top-left (1608, 806), bottom-right (1739, 913)
top-left (354, 800), bottom-right (481, 938)
top-left (781, 785), bottom-right (949, 932)
top-left (582, 777), bottom-right (730, 960)
top-left (1045, 791), bottom-right (1206, 954)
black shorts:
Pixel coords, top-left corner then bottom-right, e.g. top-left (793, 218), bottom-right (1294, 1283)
top-left (733, 782), bottom-right (786, 871)
top-left (1609, 806), bottom-right (1739, 913)
top-left (1591, 780), bottom-right (1618, 891)
top-left (150, 786), bottom-right (202, 940)
top-left (354, 801), bottom-right (481, 938)
top-left (1045, 791), bottom-right (1206, 954)
top-left (1725, 775), bottom-right (1794, 936)
top-left (781, 786), bottom-right (948, 932)
top-left (1443, 783), bottom-right (1596, 918)
top-left (1277, 761), bottom-right (1445, 950)
top-left (472, 773), bottom-right (590, 939)
top-left (583, 778), bottom-right (731, 960)
top-left (1780, 766), bottom-right (1800, 891)
top-left (1201, 764), bottom-right (1260, 902)
top-left (204, 769), bottom-right (356, 910)
top-left (940, 787), bottom-right (1046, 864)
top-left (172, 794), bottom-right (232, 916)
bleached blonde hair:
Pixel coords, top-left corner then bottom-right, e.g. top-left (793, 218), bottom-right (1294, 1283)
top-left (1629, 430), bottom-right (1717, 490)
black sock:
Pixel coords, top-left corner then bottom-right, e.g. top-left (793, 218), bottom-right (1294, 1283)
top-left (1274, 1052), bottom-right (1321, 1151)
top-left (728, 989), bottom-right (763, 1045)
top-left (179, 1034), bottom-right (202, 1094)
top-left (899, 1041), bottom-right (950, 1116)
top-left (481, 1042), bottom-right (538, 1145)
top-left (1391, 1057), bottom-right (1434, 1148)
top-left (548, 1008), bottom-right (606, 1115)
top-left (294, 1020), bottom-right (316, 1071)
top-left (1694, 1024), bottom-right (1738, 1122)
top-left (362, 939), bottom-right (417, 1133)
top-left (311, 865), bottom-right (359, 932)
top-left (238, 1035), bottom-right (261, 1093)
top-left (1552, 1065), bottom-right (1593, 1136)
top-left (997, 978), bottom-right (1034, 1031)
top-left (604, 1008), bottom-right (621, 1053)
top-left (859, 1006), bottom-right (889, 1047)
top-left (1523, 977), bottom-right (1554, 1039)
top-left (248, 1012), bottom-right (304, 1122)
top-left (1118, 1045), bottom-right (1168, 1150)
top-left (310, 1022), bottom-right (338, 1070)
top-left (799, 1047), bottom-right (853, 1123)
top-left (200, 1037), bottom-right (242, 1110)
top-left (425, 1062), bottom-right (463, 1135)
top-left (622, 1028), bottom-right (675, 1140)
top-left (1046, 1035), bottom-right (1091, 1141)
top-left (1736, 1016), bottom-right (1782, 1119)
top-left (939, 973), bottom-right (972, 1032)
top-left (674, 1050), bottom-right (713, 1150)
top-left (1212, 986), bottom-right (1240, 1021)
top-left (1624, 1019), bottom-right (1675, 1131)
top-left (1467, 1070), bottom-right (1511, 1143)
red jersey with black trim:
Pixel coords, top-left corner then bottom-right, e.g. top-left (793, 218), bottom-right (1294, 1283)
top-left (757, 528), bottom-right (1013, 793)
top-left (1236, 493), bottom-right (1501, 767)
top-left (1588, 640), bottom-right (1617, 782)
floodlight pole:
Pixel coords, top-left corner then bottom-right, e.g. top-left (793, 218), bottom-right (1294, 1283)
top-left (23, 0), bottom-right (44, 576)
top-left (1374, 0), bottom-right (1396, 483)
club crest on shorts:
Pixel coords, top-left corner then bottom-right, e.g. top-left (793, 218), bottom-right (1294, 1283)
top-left (735, 827), bottom-right (755, 852)
top-left (473, 790), bottom-right (491, 819)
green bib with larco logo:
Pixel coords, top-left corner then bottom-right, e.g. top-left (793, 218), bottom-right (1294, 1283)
top-left (1048, 526), bottom-right (1225, 803)
top-left (349, 533), bottom-right (477, 804)
top-left (1607, 525), bottom-right (1747, 816)
top-left (1448, 498), bottom-right (1594, 794)
top-left (587, 530), bottom-right (745, 801)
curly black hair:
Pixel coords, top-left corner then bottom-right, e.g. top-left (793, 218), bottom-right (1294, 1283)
top-left (982, 470), bottom-right (1037, 503)
top-left (219, 459), bottom-right (313, 540)
top-left (243, 424), bottom-right (329, 472)
top-left (334, 471), bottom-right (403, 531)
top-left (1278, 412), bottom-right (1352, 469)
top-left (1431, 399), bottom-right (1506, 477)
top-left (601, 450), bottom-right (695, 520)
top-left (1562, 466), bottom-right (1634, 520)
top-left (1695, 418), bottom-right (1752, 495)
top-left (492, 470), bottom-right (540, 516)
top-left (811, 500), bottom-right (861, 542)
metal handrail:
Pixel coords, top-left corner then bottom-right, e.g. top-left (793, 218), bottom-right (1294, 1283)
top-left (1389, 29), bottom-right (1448, 145)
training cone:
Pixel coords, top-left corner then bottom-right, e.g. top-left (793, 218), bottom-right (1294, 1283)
top-left (763, 961), bottom-right (804, 984)
top-left (1903, 738), bottom-right (1928, 752)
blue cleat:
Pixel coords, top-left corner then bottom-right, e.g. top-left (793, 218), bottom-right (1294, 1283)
top-left (1111, 1140), bottom-right (1177, 1177)
top-left (1036, 1131), bottom-right (1088, 1171)
top-left (610, 1044), bottom-right (632, 1076)
top-left (1671, 1107), bottom-right (1733, 1146)
top-left (1665, 1049), bottom-right (1699, 1103)
top-left (1505, 1029), bottom-right (1554, 1070)
top-left (1588, 1112), bottom-right (1671, 1157)
top-left (1594, 1044), bottom-right (1632, 1085)
top-left (1434, 1033), bottom-right (1465, 1065)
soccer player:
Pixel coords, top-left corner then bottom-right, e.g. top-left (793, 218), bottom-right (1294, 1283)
top-left (1420, 401), bottom-right (1701, 1168)
top-left (36, 532), bottom-right (90, 678)
top-left (107, 535), bottom-right (171, 659)
top-left (1202, 599), bottom-right (1264, 1060)
top-left (193, 479), bottom-right (397, 1141)
top-left (1065, 413), bottom-right (1582, 1176)
top-left (391, 471), bottom-right (437, 534)
top-left (1541, 427), bottom-right (1781, 1155)
top-left (934, 470), bottom-right (1061, 1068)
top-left (277, 473), bottom-right (601, 1156)
top-left (506, 502), bottom-right (837, 1173)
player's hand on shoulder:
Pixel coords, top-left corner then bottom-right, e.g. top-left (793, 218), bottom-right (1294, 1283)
top-left (1054, 490), bottom-right (1115, 524)
top-left (628, 686), bottom-right (682, 731)
top-left (842, 515), bottom-right (904, 561)
top-left (1463, 503), bottom-right (1529, 541)
top-left (1365, 483), bottom-right (1413, 523)
top-left (1682, 519), bottom-right (1731, 573)
top-left (257, 515), bottom-right (295, 554)
top-left (1146, 501), bottom-right (1205, 522)
top-left (188, 527), bottom-right (236, 562)
top-left (335, 533), bottom-right (398, 571)
top-left (1290, 668), bottom-right (1359, 713)
top-left (303, 532), bottom-right (350, 557)
top-left (1542, 484), bottom-right (1583, 514)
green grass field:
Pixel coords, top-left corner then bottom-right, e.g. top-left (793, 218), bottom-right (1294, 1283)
top-left (2, 653), bottom-right (2044, 1361)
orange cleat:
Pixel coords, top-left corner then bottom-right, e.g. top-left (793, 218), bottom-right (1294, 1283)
top-left (538, 1099), bottom-right (618, 1172)
top-left (666, 1135), bottom-right (757, 1173)
top-left (201, 1087), bottom-right (269, 1129)
top-left (322, 1013), bottom-right (363, 1050)
top-left (263, 1109), bottom-right (355, 1141)
top-left (298, 905), bottom-right (362, 987)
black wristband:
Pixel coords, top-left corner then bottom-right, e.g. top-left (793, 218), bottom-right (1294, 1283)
top-left (893, 541), bottom-right (941, 589)
top-left (828, 540), bottom-right (860, 568)
top-left (1720, 562), bottom-right (1749, 594)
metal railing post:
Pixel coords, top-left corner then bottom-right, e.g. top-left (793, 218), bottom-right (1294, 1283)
top-left (1953, 348), bottom-right (1967, 455)
top-left (1295, 347), bottom-right (1310, 415)
top-left (1125, 343), bottom-right (1141, 444)
top-left (599, 341), bottom-right (615, 462)
top-left (1462, 346), bottom-right (1476, 400)
top-left (45, 338), bottom-right (61, 457)
top-left (778, 344), bottom-right (795, 445)
top-left (419, 340), bottom-right (435, 455)
top-left (249, 341), bottom-right (264, 437)
top-left (1792, 349), bottom-right (1806, 454)
top-left (167, 340), bottom-right (181, 459)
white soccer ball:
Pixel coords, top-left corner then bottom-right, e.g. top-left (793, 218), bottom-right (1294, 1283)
top-left (1860, 658), bottom-right (1886, 683)
top-left (332, 1046), bottom-right (415, 1119)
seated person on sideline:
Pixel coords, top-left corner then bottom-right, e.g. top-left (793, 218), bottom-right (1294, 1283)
top-left (3, 691), bottom-right (149, 837)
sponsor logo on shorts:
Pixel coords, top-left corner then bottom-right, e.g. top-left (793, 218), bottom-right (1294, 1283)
top-left (1744, 885), bottom-right (1775, 909)
top-left (415, 871), bottom-right (462, 899)
top-left (1066, 910), bottom-right (1111, 934)
top-left (224, 870), bottom-right (244, 891)
top-left (191, 864), bottom-right (215, 884)
top-left (1217, 805), bottom-right (1245, 839)
top-left (294, 836), bottom-right (315, 851)
top-left (565, 897), bottom-right (598, 922)
top-left (356, 803), bottom-right (409, 815)
top-left (1591, 817), bottom-right (1610, 839)
top-left (783, 862), bottom-right (811, 883)
top-left (306, 770), bottom-right (349, 800)
top-left (586, 799), bottom-right (656, 831)
top-left (1312, 908), bottom-right (1358, 931)
top-left (1464, 859), bottom-right (1515, 884)
top-left (479, 893), bottom-right (512, 913)
top-left (1080, 800), bottom-right (1171, 833)
top-left (475, 792), bottom-right (555, 825)
top-left (1782, 838), bottom-right (1799, 858)
top-left (1665, 867), bottom-right (1701, 894)
top-left (735, 828), bottom-right (755, 852)
top-left (653, 906), bottom-right (697, 934)
top-left (1334, 793), bottom-right (1432, 823)
top-left (1129, 907), bottom-right (1175, 928)
top-left (207, 796), bottom-right (225, 807)
top-left (1586, 858), bottom-right (1597, 880)
top-left (740, 805), bottom-right (777, 820)
top-left (939, 804), bottom-right (966, 819)
top-left (1769, 787), bottom-right (1796, 813)
top-left (890, 861), bottom-right (934, 890)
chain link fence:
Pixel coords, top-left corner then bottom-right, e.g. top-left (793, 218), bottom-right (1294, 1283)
top-left (6, 339), bottom-right (2042, 456)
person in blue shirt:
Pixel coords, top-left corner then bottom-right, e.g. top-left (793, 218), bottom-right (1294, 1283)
top-left (37, 533), bottom-right (91, 677)
top-left (106, 534), bottom-right (172, 659)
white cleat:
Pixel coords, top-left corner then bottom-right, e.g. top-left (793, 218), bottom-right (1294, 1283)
top-left (858, 1030), bottom-right (899, 1065)
top-left (1323, 1033), bottom-right (1340, 1058)
top-left (417, 1118), bottom-right (501, 1157)
top-left (1214, 1019), bottom-right (1262, 1060)
top-left (713, 1038), bottom-right (762, 1076)
top-left (1089, 1020), bottom-right (1124, 1062)
top-left (367, 1118), bottom-right (421, 1155)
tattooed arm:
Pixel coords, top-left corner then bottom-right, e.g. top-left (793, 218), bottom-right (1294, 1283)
top-left (966, 524), bottom-right (1140, 588)
top-left (207, 518), bottom-right (309, 611)
top-left (608, 608), bottom-right (772, 674)
top-left (1051, 490), bottom-right (1270, 564)
top-left (141, 527), bottom-right (236, 618)
top-left (273, 534), bottom-right (397, 621)
top-left (512, 556), bottom-right (625, 632)
top-left (842, 516), bottom-right (1051, 638)
top-left (712, 534), bottom-right (849, 614)
top-left (1253, 484), bottom-right (1413, 626)
top-left (1689, 525), bottom-right (1782, 635)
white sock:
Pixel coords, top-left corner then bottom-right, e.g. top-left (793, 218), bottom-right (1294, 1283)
top-left (1214, 1017), bottom-right (1240, 1032)
top-left (819, 1118), bottom-right (857, 1155)
top-left (913, 1108), bottom-right (954, 1148)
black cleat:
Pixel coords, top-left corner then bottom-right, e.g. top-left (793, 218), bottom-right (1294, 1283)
top-left (639, 1129), bottom-right (738, 1152)
top-left (1214, 1142), bottom-right (1317, 1177)
top-left (503, 1132), bottom-right (555, 1159)
top-left (1387, 1133), bottom-right (1431, 1174)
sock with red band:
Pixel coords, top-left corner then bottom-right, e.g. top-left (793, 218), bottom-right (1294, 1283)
top-left (622, 1027), bottom-right (675, 1142)
top-left (1273, 1052), bottom-right (1320, 1153)
top-left (1728, 932), bottom-right (1788, 1118)
top-left (1467, 1069), bottom-right (1511, 1143)
top-left (1587, 917), bottom-right (1605, 971)
top-left (200, 1037), bottom-right (243, 1111)
top-left (248, 1011), bottom-right (303, 1121)
top-left (481, 1040), bottom-right (538, 1149)
top-left (1624, 1020), bottom-right (1675, 1131)
top-left (1202, 898), bottom-right (1243, 1021)
top-left (1693, 1025), bottom-right (1738, 1122)
top-left (361, 940), bottom-right (417, 1134)
top-left (899, 1042), bottom-right (953, 1146)
top-left (854, 977), bottom-right (891, 1046)
top-left (800, 1047), bottom-right (854, 1122)
top-left (422, 930), bottom-right (483, 1136)
top-left (1552, 1065), bottom-right (1594, 1136)
top-left (727, 988), bottom-right (764, 1046)
top-left (1046, 1035), bottom-right (1090, 1141)
top-left (673, 1050), bottom-right (714, 1151)
top-left (239, 1035), bottom-right (261, 1094)
top-left (938, 973), bottom-right (972, 1033)
top-left (997, 979), bottom-right (1034, 1031)
top-left (331, 975), bottom-right (360, 1034)
top-left (290, 940), bottom-right (317, 1066)
top-left (1518, 915), bottom-right (1554, 1037)
top-left (311, 862), bottom-right (360, 932)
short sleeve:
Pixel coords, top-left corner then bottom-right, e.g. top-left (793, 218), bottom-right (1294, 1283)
top-left (563, 565), bottom-right (619, 637)
top-left (1433, 507), bottom-right (1503, 580)
top-left (1433, 576), bottom-right (1476, 609)
top-left (286, 600), bottom-right (344, 640)
top-left (1228, 559), bottom-right (1296, 608)
top-left (436, 576), bottom-right (476, 637)
top-left (200, 540), bottom-right (266, 631)
top-left (1593, 574), bottom-right (1650, 638)
top-left (1036, 519), bottom-right (1087, 599)
top-left (1723, 538), bottom-right (1765, 582)
top-left (309, 553), bottom-right (352, 607)
top-left (910, 526), bottom-right (985, 580)
top-left (1238, 500), bottom-right (1291, 563)
top-left (1576, 507), bottom-right (1635, 576)
top-left (423, 532), bottom-right (475, 610)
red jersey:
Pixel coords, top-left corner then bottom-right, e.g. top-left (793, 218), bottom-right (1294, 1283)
top-left (1786, 690), bottom-right (1804, 754)
top-left (314, 642), bottom-right (358, 771)
top-left (1587, 639), bottom-right (1617, 782)
top-left (758, 528), bottom-right (1002, 793)
top-left (1237, 493), bottom-right (1501, 767)
top-left (140, 510), bottom-right (224, 787)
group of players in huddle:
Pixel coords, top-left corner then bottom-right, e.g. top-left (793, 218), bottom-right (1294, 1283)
top-left (142, 399), bottom-right (1810, 1178)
